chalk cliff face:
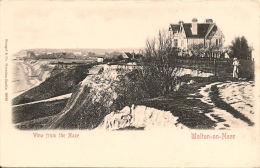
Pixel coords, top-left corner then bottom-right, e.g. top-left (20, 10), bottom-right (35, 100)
top-left (97, 105), bottom-right (182, 131)
top-left (176, 68), bottom-right (213, 77)
top-left (44, 65), bottom-right (130, 129)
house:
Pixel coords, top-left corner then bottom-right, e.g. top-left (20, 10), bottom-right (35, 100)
top-left (122, 52), bottom-right (133, 59)
top-left (169, 18), bottom-right (225, 57)
top-left (73, 51), bottom-right (82, 56)
top-left (97, 57), bottom-right (104, 63)
top-left (14, 56), bottom-right (24, 61)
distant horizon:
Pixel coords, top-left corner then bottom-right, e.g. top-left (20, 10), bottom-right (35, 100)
top-left (14, 47), bottom-right (144, 56)
top-left (19, 47), bottom-right (143, 50)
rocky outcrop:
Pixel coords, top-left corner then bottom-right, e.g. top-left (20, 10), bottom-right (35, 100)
top-left (97, 105), bottom-right (182, 130)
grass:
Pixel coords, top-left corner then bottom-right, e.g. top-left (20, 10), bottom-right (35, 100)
top-left (135, 81), bottom-right (217, 129)
top-left (13, 99), bottom-right (69, 124)
top-left (15, 116), bottom-right (54, 130)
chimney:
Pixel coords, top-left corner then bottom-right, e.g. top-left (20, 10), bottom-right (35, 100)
top-left (192, 18), bottom-right (198, 35)
top-left (178, 21), bottom-right (184, 25)
top-left (206, 19), bottom-right (213, 23)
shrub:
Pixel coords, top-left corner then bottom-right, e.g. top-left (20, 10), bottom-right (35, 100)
top-left (139, 30), bottom-right (179, 96)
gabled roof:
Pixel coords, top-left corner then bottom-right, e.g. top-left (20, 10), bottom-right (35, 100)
top-left (123, 52), bottom-right (133, 59)
top-left (169, 24), bottom-right (180, 33)
top-left (183, 23), bottom-right (211, 38)
top-left (170, 22), bottom-right (219, 38)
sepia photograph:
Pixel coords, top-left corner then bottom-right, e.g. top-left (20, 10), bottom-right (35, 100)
top-left (1, 0), bottom-right (259, 167)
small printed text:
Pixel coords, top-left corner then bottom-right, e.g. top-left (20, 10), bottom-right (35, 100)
top-left (4, 39), bottom-right (8, 101)
top-left (33, 132), bottom-right (80, 138)
top-left (191, 133), bottom-right (235, 140)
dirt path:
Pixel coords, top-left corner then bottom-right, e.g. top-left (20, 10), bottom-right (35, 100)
top-left (218, 81), bottom-right (254, 122)
top-left (12, 93), bottom-right (72, 107)
top-left (200, 81), bottom-right (255, 129)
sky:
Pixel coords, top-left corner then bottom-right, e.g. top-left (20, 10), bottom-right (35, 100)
top-left (1, 0), bottom-right (259, 57)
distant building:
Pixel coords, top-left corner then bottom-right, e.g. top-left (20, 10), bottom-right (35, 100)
top-left (73, 51), bottom-right (82, 55)
top-left (97, 57), bottom-right (104, 63)
top-left (14, 56), bottom-right (24, 61)
top-left (27, 51), bottom-right (35, 58)
top-left (122, 52), bottom-right (134, 59)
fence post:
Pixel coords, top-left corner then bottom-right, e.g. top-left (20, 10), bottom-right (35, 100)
top-left (214, 59), bottom-right (217, 77)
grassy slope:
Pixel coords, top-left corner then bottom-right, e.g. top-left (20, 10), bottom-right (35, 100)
top-left (136, 82), bottom-right (216, 129)
top-left (13, 99), bottom-right (68, 124)
top-left (12, 63), bottom-right (97, 105)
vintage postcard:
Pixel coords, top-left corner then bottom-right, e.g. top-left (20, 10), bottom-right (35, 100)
top-left (0, 0), bottom-right (259, 167)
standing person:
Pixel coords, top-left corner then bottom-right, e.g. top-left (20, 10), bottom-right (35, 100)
top-left (232, 57), bottom-right (240, 78)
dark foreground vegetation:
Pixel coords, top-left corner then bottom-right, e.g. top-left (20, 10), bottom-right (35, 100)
top-left (13, 99), bottom-right (68, 124)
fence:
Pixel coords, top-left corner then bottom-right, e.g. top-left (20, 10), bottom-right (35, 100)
top-left (172, 58), bottom-right (254, 79)
top-left (111, 58), bottom-right (254, 79)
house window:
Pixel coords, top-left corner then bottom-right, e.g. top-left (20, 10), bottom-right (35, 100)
top-left (216, 39), bottom-right (218, 46)
top-left (174, 39), bottom-right (178, 47)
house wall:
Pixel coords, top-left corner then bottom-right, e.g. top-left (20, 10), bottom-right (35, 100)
top-left (205, 39), bottom-right (210, 47)
top-left (187, 38), bottom-right (204, 47)
top-left (179, 38), bottom-right (188, 49)
top-left (97, 57), bottom-right (104, 62)
top-left (174, 37), bottom-right (187, 49)
top-left (206, 29), bottom-right (224, 47)
top-left (172, 24), bottom-right (187, 49)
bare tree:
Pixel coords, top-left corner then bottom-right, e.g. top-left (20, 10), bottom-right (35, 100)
top-left (113, 30), bottom-right (180, 113)
top-left (140, 30), bottom-right (179, 96)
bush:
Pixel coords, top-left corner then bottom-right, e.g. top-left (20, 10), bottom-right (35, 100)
top-left (112, 30), bottom-right (181, 110)
top-left (139, 30), bottom-right (179, 96)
